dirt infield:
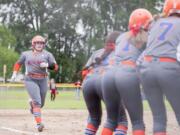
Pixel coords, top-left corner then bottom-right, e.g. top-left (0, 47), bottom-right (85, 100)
top-left (0, 109), bottom-right (179, 135)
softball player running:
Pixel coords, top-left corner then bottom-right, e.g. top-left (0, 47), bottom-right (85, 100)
top-left (138, 0), bottom-right (180, 134)
top-left (82, 31), bottom-right (128, 135)
top-left (11, 35), bottom-right (58, 132)
top-left (101, 9), bottom-right (153, 135)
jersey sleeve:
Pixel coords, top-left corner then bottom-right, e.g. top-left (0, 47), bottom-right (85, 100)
top-left (13, 52), bottom-right (26, 72)
top-left (17, 52), bottom-right (26, 65)
top-left (84, 53), bottom-right (95, 68)
top-left (47, 52), bottom-right (59, 71)
top-left (48, 53), bottom-right (57, 65)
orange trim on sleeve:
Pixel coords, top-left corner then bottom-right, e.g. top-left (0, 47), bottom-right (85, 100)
top-left (82, 69), bottom-right (89, 80)
top-left (13, 63), bottom-right (22, 72)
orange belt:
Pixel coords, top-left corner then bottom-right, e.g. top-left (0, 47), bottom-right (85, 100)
top-left (144, 56), bottom-right (176, 63)
top-left (120, 60), bottom-right (136, 67)
top-left (27, 73), bottom-right (47, 78)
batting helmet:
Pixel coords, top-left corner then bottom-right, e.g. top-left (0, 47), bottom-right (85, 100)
top-left (31, 35), bottom-right (45, 47)
top-left (163, 0), bottom-right (180, 16)
top-left (129, 8), bottom-right (153, 35)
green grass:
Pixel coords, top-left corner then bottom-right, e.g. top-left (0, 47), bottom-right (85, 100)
top-left (0, 89), bottom-right (173, 111)
top-left (0, 89), bottom-right (86, 109)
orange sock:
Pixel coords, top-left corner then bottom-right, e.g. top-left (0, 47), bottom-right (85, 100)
top-left (85, 123), bottom-right (97, 135)
top-left (33, 107), bottom-right (42, 124)
top-left (101, 127), bottom-right (113, 135)
top-left (114, 125), bottom-right (128, 135)
top-left (154, 132), bottom-right (166, 135)
top-left (133, 130), bottom-right (145, 135)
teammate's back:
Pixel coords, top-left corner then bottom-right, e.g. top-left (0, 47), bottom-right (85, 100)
top-left (144, 17), bottom-right (180, 58)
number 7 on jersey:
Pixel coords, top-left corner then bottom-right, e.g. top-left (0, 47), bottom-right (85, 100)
top-left (158, 22), bottom-right (173, 41)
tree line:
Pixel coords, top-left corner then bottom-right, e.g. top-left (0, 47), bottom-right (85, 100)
top-left (0, 0), bottom-right (162, 82)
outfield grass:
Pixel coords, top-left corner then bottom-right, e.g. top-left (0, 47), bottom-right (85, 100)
top-left (0, 89), bottom-right (86, 109)
top-left (0, 89), bottom-right (173, 111)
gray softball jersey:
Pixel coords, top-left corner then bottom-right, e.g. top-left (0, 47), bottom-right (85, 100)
top-left (144, 17), bottom-right (180, 58)
top-left (115, 32), bottom-right (142, 62)
top-left (17, 50), bottom-right (56, 75)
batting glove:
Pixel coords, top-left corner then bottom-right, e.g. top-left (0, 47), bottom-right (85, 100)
top-left (10, 71), bottom-right (17, 82)
top-left (40, 62), bottom-right (49, 68)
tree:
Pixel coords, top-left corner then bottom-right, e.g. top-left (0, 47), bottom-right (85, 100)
top-left (0, 25), bottom-right (16, 48)
top-left (0, 0), bottom-right (164, 82)
top-left (0, 25), bottom-right (18, 77)
top-left (0, 46), bottom-right (19, 77)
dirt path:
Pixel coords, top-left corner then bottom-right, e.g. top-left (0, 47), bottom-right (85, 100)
top-left (0, 109), bottom-right (179, 135)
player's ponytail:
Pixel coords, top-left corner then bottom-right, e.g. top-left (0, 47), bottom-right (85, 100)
top-left (95, 31), bottom-right (121, 64)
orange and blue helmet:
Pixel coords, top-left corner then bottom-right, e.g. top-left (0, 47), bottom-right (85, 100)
top-left (129, 8), bottom-right (153, 35)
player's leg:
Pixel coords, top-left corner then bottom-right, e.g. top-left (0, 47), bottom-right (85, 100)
top-left (83, 78), bottom-right (102, 135)
top-left (158, 63), bottom-right (180, 127)
top-left (52, 93), bottom-right (54, 101)
top-left (114, 101), bottom-right (128, 135)
top-left (101, 70), bottom-right (119, 135)
top-left (95, 72), bottom-right (128, 135)
top-left (36, 78), bottom-right (48, 131)
top-left (38, 78), bottom-right (48, 108)
top-left (51, 93), bottom-right (53, 101)
top-left (53, 93), bottom-right (56, 101)
top-left (139, 63), bottom-right (167, 134)
top-left (24, 77), bottom-right (43, 131)
top-left (115, 67), bottom-right (145, 135)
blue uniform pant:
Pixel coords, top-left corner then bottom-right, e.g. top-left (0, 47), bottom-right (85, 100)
top-left (83, 73), bottom-right (127, 130)
top-left (114, 65), bottom-right (145, 131)
top-left (139, 60), bottom-right (180, 133)
top-left (102, 67), bottom-right (128, 130)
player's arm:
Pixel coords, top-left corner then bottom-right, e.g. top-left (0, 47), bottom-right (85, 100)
top-left (176, 42), bottom-right (180, 62)
top-left (48, 53), bottom-right (58, 72)
top-left (40, 53), bottom-right (58, 71)
top-left (82, 51), bottom-right (97, 70)
top-left (81, 52), bottom-right (96, 80)
top-left (13, 62), bottom-right (22, 72)
top-left (13, 52), bottom-right (26, 72)
top-left (48, 63), bottom-right (58, 71)
top-left (11, 52), bottom-right (26, 81)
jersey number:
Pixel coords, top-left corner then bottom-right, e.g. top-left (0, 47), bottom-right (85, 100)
top-left (158, 22), bottom-right (173, 41)
top-left (123, 42), bottom-right (130, 51)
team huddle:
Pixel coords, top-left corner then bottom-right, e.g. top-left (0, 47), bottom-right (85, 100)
top-left (82, 0), bottom-right (180, 135)
top-left (10, 0), bottom-right (179, 134)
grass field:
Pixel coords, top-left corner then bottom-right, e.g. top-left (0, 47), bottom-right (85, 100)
top-left (0, 88), bottom-right (178, 135)
top-left (0, 88), bottom-right (173, 110)
top-left (0, 88), bottom-right (86, 109)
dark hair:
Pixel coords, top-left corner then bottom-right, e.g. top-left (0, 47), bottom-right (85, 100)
top-left (94, 31), bottom-right (122, 64)
top-left (105, 31), bottom-right (121, 44)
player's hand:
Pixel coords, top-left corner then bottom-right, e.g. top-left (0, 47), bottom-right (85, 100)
top-left (40, 62), bottom-right (49, 68)
top-left (10, 71), bottom-right (17, 82)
